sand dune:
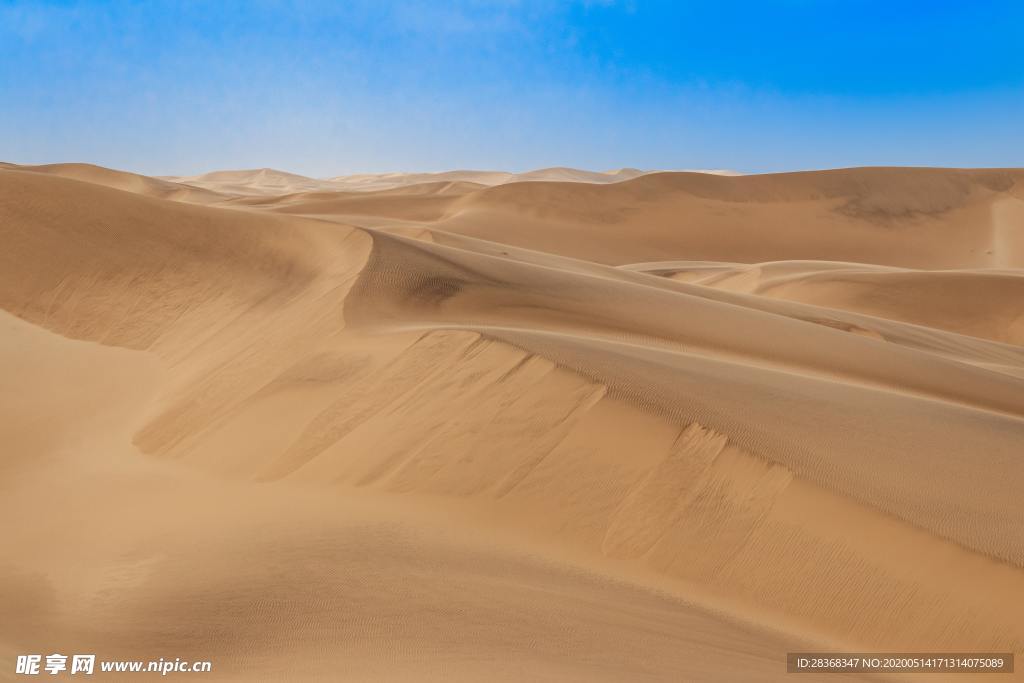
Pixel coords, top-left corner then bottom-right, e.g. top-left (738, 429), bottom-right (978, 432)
top-left (10, 161), bottom-right (228, 204)
top-left (160, 165), bottom-right (657, 196)
top-left (325, 166), bottom-right (661, 191)
top-left (2, 162), bottom-right (1022, 680)
top-left (630, 260), bottom-right (1024, 345)
top-left (428, 168), bottom-right (1024, 267)
top-left (162, 167), bottom-right (346, 197)
top-left (160, 164), bottom-right (737, 195)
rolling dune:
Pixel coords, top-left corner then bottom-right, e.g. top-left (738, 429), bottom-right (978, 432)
top-left (163, 166), bottom-right (664, 196)
top-left (2, 162), bottom-right (1023, 681)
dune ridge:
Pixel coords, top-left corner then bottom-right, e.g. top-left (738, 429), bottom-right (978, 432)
top-left (2, 161), bottom-right (1023, 680)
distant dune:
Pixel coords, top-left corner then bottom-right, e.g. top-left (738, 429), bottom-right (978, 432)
top-left (2, 161), bottom-right (1022, 681)
top-left (161, 165), bottom-right (738, 194)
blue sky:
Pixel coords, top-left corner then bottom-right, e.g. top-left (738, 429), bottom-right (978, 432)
top-left (2, 0), bottom-right (1022, 175)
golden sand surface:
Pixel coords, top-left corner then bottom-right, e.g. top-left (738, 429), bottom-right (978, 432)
top-left (2, 162), bottom-right (1022, 680)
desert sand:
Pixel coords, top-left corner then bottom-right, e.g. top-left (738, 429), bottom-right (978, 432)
top-left (2, 161), bottom-right (1023, 681)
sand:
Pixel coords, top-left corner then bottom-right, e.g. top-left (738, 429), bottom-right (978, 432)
top-left (1, 161), bottom-right (1022, 681)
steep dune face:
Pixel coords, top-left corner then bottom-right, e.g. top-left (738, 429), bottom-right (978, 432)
top-left (2, 163), bottom-right (1023, 681)
top-left (4, 311), bottom-right (810, 683)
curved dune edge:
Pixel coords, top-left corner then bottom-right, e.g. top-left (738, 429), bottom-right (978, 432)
top-left (2, 163), bottom-right (1023, 680)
